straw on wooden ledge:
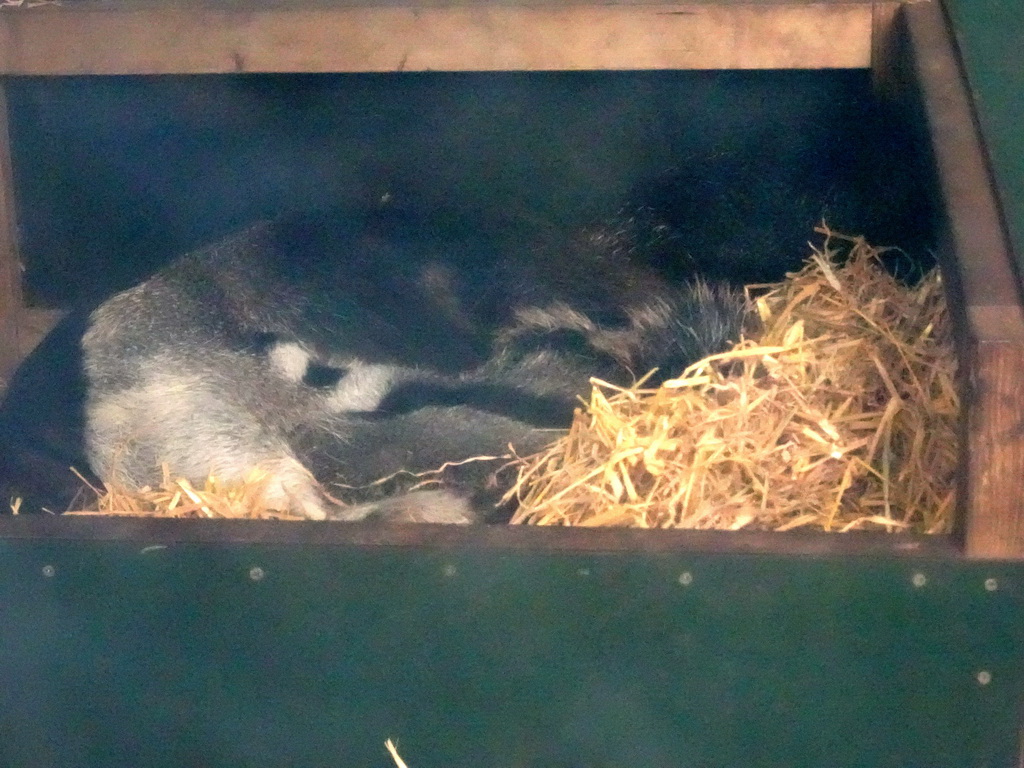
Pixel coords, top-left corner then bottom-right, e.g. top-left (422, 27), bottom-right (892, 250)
top-left (63, 464), bottom-right (309, 520)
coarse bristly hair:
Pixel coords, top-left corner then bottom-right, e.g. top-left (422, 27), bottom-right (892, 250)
top-left (492, 279), bottom-right (749, 387)
top-left (26, 209), bottom-right (753, 521)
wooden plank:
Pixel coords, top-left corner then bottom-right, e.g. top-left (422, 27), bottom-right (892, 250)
top-left (869, 2), bottom-right (901, 101)
top-left (965, 342), bottom-right (1024, 559)
top-left (17, 307), bottom-right (63, 360)
top-left (0, 0), bottom-right (884, 7)
top-left (0, 4), bottom-right (874, 74)
top-left (0, 82), bottom-right (24, 388)
top-left (904, 1), bottom-right (1024, 343)
top-left (0, 514), bottom-right (959, 557)
top-left (0, 532), bottom-right (1013, 767)
top-left (906, 1), bottom-right (1024, 559)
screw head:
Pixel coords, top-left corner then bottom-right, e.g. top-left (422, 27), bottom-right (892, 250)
top-left (249, 566), bottom-right (265, 582)
top-left (41, 565), bottom-right (55, 578)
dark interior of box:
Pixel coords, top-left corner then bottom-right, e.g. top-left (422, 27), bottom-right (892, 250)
top-left (7, 69), bottom-right (938, 309)
top-left (0, 67), bottom-right (946, 523)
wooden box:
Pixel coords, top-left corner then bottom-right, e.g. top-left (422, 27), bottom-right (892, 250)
top-left (0, 0), bottom-right (1021, 556)
top-left (0, 3), bottom-right (1022, 766)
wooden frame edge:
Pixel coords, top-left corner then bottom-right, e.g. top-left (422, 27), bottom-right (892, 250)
top-left (0, 82), bottom-right (25, 386)
top-left (904, 0), bottom-right (1024, 558)
top-left (0, 4), bottom-right (874, 75)
top-left (0, 514), bottom-right (962, 558)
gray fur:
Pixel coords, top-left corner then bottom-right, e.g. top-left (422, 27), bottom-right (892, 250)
top-left (82, 212), bottom-right (747, 522)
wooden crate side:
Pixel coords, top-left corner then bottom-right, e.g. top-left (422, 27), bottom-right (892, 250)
top-left (967, 342), bottom-right (1024, 558)
top-left (904, 2), bottom-right (1024, 558)
top-left (904, 2), bottom-right (1024, 340)
top-left (17, 307), bottom-right (62, 359)
top-left (0, 533), bottom-right (1019, 767)
top-left (869, 2), bottom-right (902, 101)
top-left (0, 82), bottom-right (24, 388)
top-left (0, 4), bottom-right (873, 74)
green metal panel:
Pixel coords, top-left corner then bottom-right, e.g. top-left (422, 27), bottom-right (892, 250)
top-left (1, 536), bottom-right (1021, 768)
top-left (942, 0), bottom-right (1024, 273)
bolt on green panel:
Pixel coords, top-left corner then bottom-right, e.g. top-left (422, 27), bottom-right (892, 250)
top-left (1, 539), bottom-right (1021, 768)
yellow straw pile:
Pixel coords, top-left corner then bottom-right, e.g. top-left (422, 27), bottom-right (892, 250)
top-left (507, 230), bottom-right (958, 532)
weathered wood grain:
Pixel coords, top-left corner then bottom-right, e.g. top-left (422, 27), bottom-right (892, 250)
top-left (0, 4), bottom-right (874, 74)
top-left (905, 2), bottom-right (1024, 558)
top-left (0, 512), bottom-right (958, 557)
top-left (966, 342), bottom-right (1024, 558)
top-left (0, 83), bottom-right (24, 388)
top-left (905, 2), bottom-right (1024, 343)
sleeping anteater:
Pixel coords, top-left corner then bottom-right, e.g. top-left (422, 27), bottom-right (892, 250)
top-left (0, 208), bottom-right (746, 520)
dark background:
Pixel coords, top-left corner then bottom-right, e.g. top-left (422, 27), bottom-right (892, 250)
top-left (6, 69), bottom-right (936, 307)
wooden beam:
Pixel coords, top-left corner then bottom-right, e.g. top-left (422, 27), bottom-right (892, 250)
top-left (17, 307), bottom-right (63, 361)
top-left (904, 2), bottom-right (1024, 558)
top-left (0, 82), bottom-right (24, 388)
top-left (869, 2), bottom-right (902, 101)
top-left (0, 4), bottom-right (874, 74)
top-left (966, 342), bottom-right (1024, 558)
top-left (0, 513), bottom-right (958, 557)
top-left (904, 1), bottom-right (1024, 343)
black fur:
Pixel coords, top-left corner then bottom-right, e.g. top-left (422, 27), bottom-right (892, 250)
top-left (0, 311), bottom-right (98, 514)
top-left (1, 209), bottom-right (745, 520)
